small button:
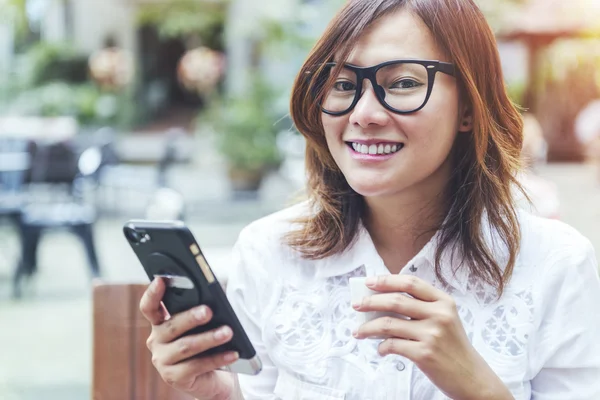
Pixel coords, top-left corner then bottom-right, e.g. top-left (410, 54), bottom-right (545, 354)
top-left (396, 361), bottom-right (406, 371)
top-left (409, 264), bottom-right (417, 273)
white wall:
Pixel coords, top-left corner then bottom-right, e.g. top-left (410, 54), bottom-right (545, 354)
top-left (72, 0), bottom-right (136, 53)
top-left (41, 0), bottom-right (66, 44)
top-left (41, 0), bottom-right (137, 55)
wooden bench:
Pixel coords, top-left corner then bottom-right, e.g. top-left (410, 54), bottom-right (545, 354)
top-left (92, 282), bottom-right (195, 400)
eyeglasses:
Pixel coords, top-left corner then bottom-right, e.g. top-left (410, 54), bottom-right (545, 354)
top-left (318, 59), bottom-right (456, 116)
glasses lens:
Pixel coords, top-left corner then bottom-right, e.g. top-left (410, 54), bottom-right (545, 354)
top-left (321, 65), bottom-right (357, 114)
top-left (376, 62), bottom-right (429, 112)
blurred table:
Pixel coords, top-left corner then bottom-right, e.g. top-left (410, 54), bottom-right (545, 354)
top-left (0, 116), bottom-right (78, 142)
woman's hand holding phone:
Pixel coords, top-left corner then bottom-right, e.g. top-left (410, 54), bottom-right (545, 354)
top-left (139, 277), bottom-right (242, 400)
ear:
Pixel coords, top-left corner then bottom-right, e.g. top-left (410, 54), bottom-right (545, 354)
top-left (458, 106), bottom-right (473, 133)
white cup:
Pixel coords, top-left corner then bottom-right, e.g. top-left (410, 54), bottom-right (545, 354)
top-left (349, 277), bottom-right (410, 333)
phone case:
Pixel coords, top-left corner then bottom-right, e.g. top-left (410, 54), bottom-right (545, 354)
top-left (123, 220), bottom-right (262, 375)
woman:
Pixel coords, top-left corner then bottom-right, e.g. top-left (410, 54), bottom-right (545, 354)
top-left (139, 0), bottom-right (600, 399)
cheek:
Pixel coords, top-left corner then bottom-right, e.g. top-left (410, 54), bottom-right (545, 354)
top-left (406, 90), bottom-right (460, 149)
top-left (322, 114), bottom-right (347, 147)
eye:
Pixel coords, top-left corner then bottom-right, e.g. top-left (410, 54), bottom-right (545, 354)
top-left (333, 81), bottom-right (356, 92)
top-left (390, 79), bottom-right (423, 90)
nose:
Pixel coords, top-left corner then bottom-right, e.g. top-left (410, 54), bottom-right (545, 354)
top-left (348, 82), bottom-right (390, 129)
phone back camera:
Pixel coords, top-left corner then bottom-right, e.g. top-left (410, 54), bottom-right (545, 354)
top-left (125, 228), bottom-right (150, 244)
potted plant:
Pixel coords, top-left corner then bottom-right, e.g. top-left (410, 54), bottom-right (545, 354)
top-left (200, 76), bottom-right (282, 194)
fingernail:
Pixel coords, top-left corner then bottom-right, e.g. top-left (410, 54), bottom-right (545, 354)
top-left (193, 306), bottom-right (206, 321)
top-left (150, 278), bottom-right (159, 292)
top-left (214, 326), bottom-right (232, 341)
top-left (352, 302), bottom-right (360, 310)
top-left (352, 330), bottom-right (360, 338)
top-left (224, 351), bottom-right (239, 362)
top-left (365, 277), bottom-right (376, 287)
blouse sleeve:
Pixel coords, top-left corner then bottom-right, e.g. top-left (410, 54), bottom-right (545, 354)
top-left (226, 227), bottom-right (279, 399)
top-left (530, 236), bottom-right (600, 400)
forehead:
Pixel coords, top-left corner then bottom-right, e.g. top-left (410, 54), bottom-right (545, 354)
top-left (344, 9), bottom-right (444, 66)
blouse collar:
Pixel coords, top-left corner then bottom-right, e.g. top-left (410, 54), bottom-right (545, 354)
top-left (315, 213), bottom-right (510, 296)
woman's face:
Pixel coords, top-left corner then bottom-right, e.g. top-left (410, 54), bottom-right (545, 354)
top-left (322, 9), bottom-right (469, 201)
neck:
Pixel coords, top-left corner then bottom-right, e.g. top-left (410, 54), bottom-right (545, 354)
top-left (363, 176), bottom-right (450, 274)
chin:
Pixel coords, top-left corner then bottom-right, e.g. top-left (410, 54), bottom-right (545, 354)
top-left (346, 178), bottom-right (398, 198)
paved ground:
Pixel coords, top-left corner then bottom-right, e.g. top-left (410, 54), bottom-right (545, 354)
top-left (0, 161), bottom-right (598, 400)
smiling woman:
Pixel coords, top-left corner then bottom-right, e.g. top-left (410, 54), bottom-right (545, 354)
top-left (289, 0), bottom-right (524, 290)
top-left (136, 1), bottom-right (600, 399)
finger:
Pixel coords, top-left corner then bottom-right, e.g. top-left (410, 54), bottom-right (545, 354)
top-left (160, 325), bottom-right (234, 366)
top-left (353, 292), bottom-right (431, 320)
top-left (155, 304), bottom-right (214, 344)
top-left (377, 337), bottom-right (421, 359)
top-left (140, 278), bottom-right (167, 325)
top-left (160, 351), bottom-right (240, 389)
top-left (365, 275), bottom-right (442, 302)
top-left (354, 316), bottom-right (422, 341)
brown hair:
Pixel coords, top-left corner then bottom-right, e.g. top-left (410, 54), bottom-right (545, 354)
top-left (287, 0), bottom-right (524, 296)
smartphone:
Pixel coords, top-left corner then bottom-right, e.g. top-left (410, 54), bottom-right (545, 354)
top-left (123, 219), bottom-right (262, 375)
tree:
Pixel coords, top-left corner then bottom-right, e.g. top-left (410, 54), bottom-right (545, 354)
top-left (137, 0), bottom-right (229, 50)
top-left (0, 0), bottom-right (28, 38)
top-left (477, 0), bottom-right (528, 32)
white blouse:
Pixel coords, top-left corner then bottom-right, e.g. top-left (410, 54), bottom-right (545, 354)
top-left (225, 203), bottom-right (600, 400)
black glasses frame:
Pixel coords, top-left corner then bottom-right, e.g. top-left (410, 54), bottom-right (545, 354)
top-left (319, 59), bottom-right (456, 116)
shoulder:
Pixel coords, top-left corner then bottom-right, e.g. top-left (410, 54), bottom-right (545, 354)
top-left (513, 217), bottom-right (600, 390)
top-left (515, 210), bottom-right (598, 291)
top-left (226, 201), bottom-right (313, 304)
top-left (237, 200), bottom-right (312, 248)
top-left (231, 201), bottom-right (314, 276)
top-left (517, 210), bottom-right (595, 262)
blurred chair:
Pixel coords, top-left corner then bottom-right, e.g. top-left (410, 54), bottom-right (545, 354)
top-left (0, 137), bottom-right (33, 275)
top-left (12, 141), bottom-right (102, 298)
top-left (93, 282), bottom-right (194, 400)
top-left (0, 137), bottom-right (32, 221)
top-left (95, 128), bottom-right (186, 218)
top-left (148, 128), bottom-right (186, 220)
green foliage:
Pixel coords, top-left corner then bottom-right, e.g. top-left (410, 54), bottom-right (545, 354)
top-left (257, 16), bottom-right (316, 58)
top-left (477, 0), bottom-right (527, 32)
top-left (0, 0), bottom-right (28, 39)
top-left (200, 77), bottom-right (282, 171)
top-left (137, 0), bottom-right (228, 48)
top-left (5, 82), bottom-right (123, 125)
top-left (22, 41), bottom-right (89, 87)
top-left (0, 38), bottom-right (137, 128)
top-left (506, 80), bottom-right (526, 107)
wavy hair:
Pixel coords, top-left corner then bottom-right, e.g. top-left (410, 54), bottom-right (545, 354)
top-left (287, 0), bottom-right (525, 296)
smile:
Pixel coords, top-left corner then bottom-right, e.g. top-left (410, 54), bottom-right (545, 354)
top-left (346, 141), bottom-right (404, 155)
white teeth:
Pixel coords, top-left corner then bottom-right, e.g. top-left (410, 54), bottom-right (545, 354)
top-left (350, 142), bottom-right (402, 155)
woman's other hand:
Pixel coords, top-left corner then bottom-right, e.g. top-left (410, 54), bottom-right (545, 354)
top-left (352, 275), bottom-right (514, 400)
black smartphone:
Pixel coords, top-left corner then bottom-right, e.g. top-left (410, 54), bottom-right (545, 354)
top-left (123, 219), bottom-right (262, 375)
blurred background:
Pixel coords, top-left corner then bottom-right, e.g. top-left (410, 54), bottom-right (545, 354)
top-left (0, 0), bottom-right (599, 399)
